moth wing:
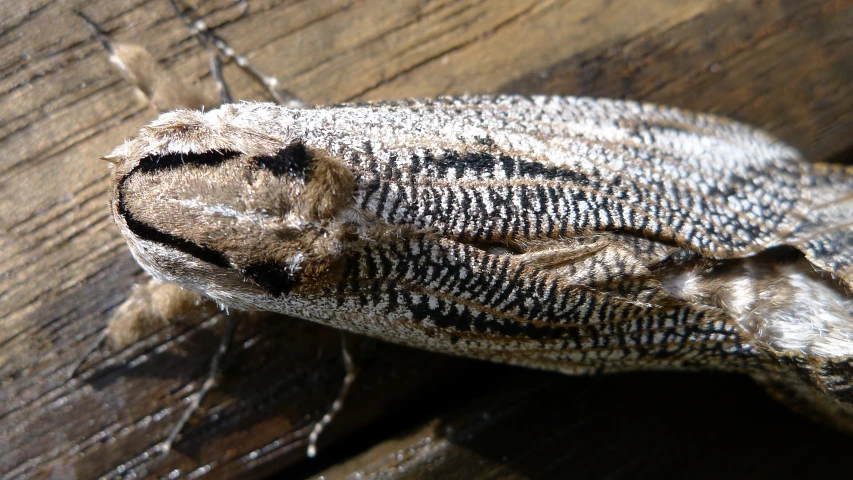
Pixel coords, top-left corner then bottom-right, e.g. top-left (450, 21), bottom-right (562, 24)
top-left (783, 163), bottom-right (853, 287)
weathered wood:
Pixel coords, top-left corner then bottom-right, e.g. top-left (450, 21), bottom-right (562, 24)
top-left (1, 0), bottom-right (852, 478)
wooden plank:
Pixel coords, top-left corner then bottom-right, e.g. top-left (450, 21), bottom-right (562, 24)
top-left (1, 0), bottom-right (852, 478)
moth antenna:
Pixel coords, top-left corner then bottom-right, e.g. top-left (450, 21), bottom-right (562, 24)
top-left (168, 0), bottom-right (303, 107)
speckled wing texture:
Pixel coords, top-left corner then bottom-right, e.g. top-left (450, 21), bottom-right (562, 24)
top-left (108, 95), bottom-right (853, 431)
top-left (188, 97), bottom-right (805, 253)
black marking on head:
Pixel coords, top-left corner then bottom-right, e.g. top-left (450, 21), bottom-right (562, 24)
top-left (135, 150), bottom-right (241, 174)
top-left (118, 156), bottom-right (235, 268)
top-left (118, 199), bottom-right (231, 268)
top-left (254, 142), bottom-right (313, 180)
top-left (241, 262), bottom-right (299, 297)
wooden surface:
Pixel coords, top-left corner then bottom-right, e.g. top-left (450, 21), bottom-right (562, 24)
top-left (2, 0), bottom-right (853, 478)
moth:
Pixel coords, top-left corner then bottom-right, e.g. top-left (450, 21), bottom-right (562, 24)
top-left (88, 0), bottom-right (853, 456)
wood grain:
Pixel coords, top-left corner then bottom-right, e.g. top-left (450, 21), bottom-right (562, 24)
top-left (1, 0), bottom-right (852, 478)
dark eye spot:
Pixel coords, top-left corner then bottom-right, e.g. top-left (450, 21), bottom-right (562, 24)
top-left (242, 262), bottom-right (299, 296)
top-left (254, 142), bottom-right (313, 180)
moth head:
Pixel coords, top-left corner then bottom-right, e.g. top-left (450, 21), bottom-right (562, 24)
top-left (107, 109), bottom-right (356, 307)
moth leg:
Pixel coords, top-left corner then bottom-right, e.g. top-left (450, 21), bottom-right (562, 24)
top-left (159, 312), bottom-right (240, 454)
top-left (168, 0), bottom-right (304, 107)
top-left (169, 1), bottom-right (360, 456)
top-left (68, 331), bottom-right (108, 379)
top-left (70, 279), bottom-right (219, 378)
top-left (306, 333), bottom-right (359, 458)
top-left (79, 278), bottom-right (243, 455)
top-left (75, 10), bottom-right (216, 111)
top-left (72, 277), bottom-right (241, 454)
